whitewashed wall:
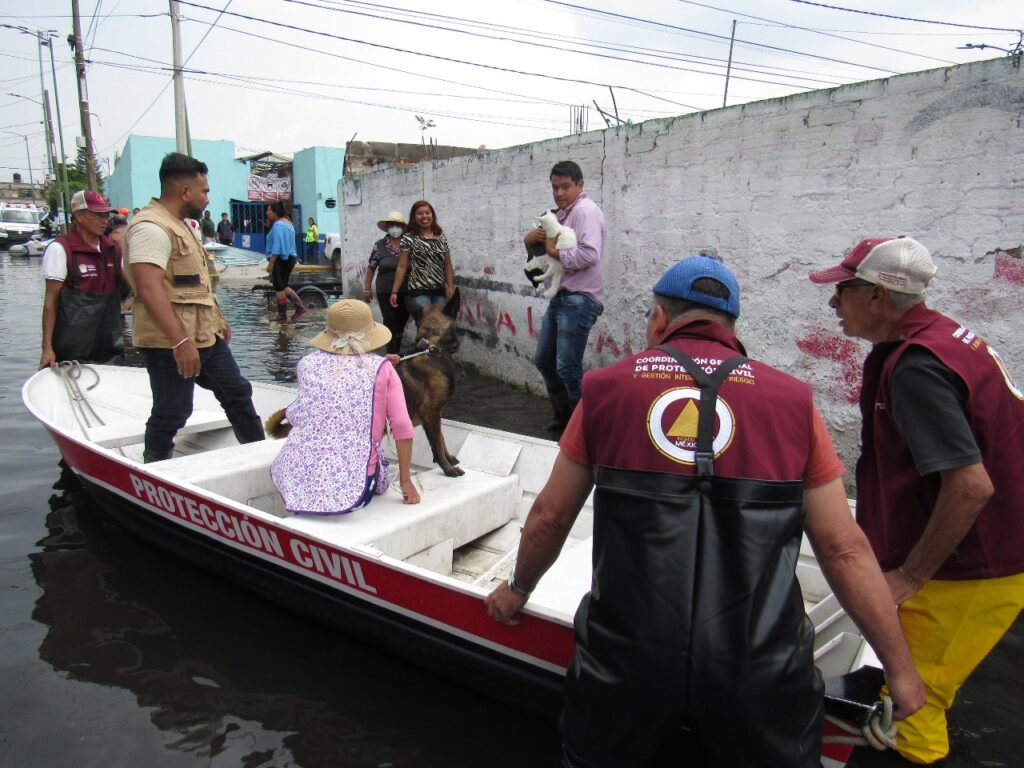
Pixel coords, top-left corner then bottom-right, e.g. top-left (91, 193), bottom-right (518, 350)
top-left (338, 58), bottom-right (1024, 468)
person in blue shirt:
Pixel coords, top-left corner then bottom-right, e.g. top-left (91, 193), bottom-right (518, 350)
top-left (265, 201), bottom-right (306, 322)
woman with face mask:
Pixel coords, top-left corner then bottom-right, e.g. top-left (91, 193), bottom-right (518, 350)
top-left (364, 211), bottom-right (411, 355)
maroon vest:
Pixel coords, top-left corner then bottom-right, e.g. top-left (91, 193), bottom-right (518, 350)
top-left (583, 320), bottom-right (817, 482)
top-left (856, 304), bottom-right (1024, 579)
top-left (58, 229), bottom-right (121, 294)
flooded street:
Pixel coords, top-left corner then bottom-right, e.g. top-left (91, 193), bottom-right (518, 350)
top-left (1, 253), bottom-right (1020, 768)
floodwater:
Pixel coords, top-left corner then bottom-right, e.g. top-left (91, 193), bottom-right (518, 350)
top-left (1, 252), bottom-right (1020, 767)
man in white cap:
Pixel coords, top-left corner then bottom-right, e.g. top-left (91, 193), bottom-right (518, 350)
top-left (487, 256), bottom-right (924, 767)
top-left (39, 189), bottom-right (127, 368)
top-left (809, 236), bottom-right (1024, 765)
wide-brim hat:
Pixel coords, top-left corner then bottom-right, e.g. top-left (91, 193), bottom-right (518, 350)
top-left (309, 300), bottom-right (392, 355)
top-left (377, 211), bottom-right (408, 232)
top-left (808, 236), bottom-right (935, 295)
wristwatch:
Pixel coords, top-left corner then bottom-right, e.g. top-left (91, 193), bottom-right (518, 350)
top-left (507, 570), bottom-right (532, 599)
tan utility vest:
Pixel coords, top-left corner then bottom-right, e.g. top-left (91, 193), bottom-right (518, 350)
top-left (125, 199), bottom-right (225, 349)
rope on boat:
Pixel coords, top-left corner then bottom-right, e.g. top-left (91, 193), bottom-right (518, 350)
top-left (53, 361), bottom-right (105, 432)
top-left (823, 695), bottom-right (898, 751)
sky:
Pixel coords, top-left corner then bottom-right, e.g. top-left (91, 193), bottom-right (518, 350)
top-left (1, 0), bottom-right (1021, 184)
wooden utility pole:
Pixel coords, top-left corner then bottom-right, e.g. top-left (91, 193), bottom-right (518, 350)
top-left (70, 0), bottom-right (99, 190)
top-left (169, 0), bottom-right (192, 156)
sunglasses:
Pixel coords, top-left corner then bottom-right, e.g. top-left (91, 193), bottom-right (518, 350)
top-left (834, 280), bottom-right (874, 296)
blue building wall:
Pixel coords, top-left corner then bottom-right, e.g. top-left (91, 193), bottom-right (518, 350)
top-left (292, 145), bottom-right (345, 240)
top-left (106, 135), bottom-right (248, 217)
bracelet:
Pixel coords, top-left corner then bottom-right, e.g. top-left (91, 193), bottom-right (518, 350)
top-left (897, 565), bottom-right (924, 590)
top-left (507, 569), bottom-right (533, 599)
top-left (172, 336), bottom-right (190, 350)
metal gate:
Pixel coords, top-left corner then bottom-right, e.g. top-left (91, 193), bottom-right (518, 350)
top-left (229, 200), bottom-right (303, 257)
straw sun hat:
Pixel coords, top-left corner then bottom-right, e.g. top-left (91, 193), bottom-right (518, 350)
top-left (309, 300), bottom-right (392, 355)
top-left (377, 211), bottom-right (408, 232)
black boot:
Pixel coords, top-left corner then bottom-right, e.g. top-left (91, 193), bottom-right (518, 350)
top-left (544, 385), bottom-right (573, 432)
top-left (143, 446), bottom-right (174, 463)
top-left (232, 417), bottom-right (266, 444)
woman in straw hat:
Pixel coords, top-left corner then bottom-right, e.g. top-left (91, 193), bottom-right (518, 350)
top-left (271, 300), bottom-right (421, 514)
top-left (363, 210), bottom-right (411, 355)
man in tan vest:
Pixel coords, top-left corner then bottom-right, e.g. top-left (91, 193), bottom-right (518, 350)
top-left (125, 152), bottom-right (264, 463)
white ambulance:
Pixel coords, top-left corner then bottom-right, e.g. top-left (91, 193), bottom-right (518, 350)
top-left (0, 202), bottom-right (45, 244)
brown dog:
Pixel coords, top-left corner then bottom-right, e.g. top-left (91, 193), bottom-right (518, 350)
top-left (266, 289), bottom-right (464, 477)
top-left (399, 289), bottom-right (463, 477)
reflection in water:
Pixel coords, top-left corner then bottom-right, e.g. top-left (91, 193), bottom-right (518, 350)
top-left (31, 466), bottom-right (555, 767)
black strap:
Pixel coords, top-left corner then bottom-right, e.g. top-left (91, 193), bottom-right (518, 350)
top-left (655, 345), bottom-right (748, 478)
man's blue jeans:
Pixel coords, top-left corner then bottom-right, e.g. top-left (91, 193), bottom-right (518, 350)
top-left (140, 337), bottom-right (259, 455)
top-left (533, 291), bottom-right (603, 402)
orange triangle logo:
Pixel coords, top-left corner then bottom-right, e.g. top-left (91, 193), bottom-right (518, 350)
top-left (666, 400), bottom-right (699, 439)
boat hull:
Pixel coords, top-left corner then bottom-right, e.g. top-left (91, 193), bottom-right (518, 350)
top-left (50, 425), bottom-right (569, 719)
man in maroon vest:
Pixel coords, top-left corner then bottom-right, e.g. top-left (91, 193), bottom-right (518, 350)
top-left (39, 189), bottom-right (126, 368)
top-left (809, 236), bottom-right (1024, 765)
top-left (487, 256), bottom-right (924, 767)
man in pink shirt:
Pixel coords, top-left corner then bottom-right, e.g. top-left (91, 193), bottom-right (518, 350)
top-left (524, 161), bottom-right (606, 435)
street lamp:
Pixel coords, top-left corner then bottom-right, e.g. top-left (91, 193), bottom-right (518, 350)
top-left (1, 130), bottom-right (36, 189)
top-left (958, 43), bottom-right (1021, 55)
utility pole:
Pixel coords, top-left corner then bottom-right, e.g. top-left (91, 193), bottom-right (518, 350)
top-left (170, 0), bottom-right (192, 156)
top-left (33, 33), bottom-right (57, 187)
top-left (47, 35), bottom-right (72, 226)
top-left (723, 20), bottom-right (737, 108)
top-left (70, 0), bottom-right (99, 190)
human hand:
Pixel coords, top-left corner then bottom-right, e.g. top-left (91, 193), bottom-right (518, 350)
top-left (485, 582), bottom-right (528, 626)
top-left (389, 292), bottom-right (399, 308)
top-left (886, 668), bottom-right (926, 722)
top-left (524, 227), bottom-right (545, 246)
top-left (884, 568), bottom-right (920, 605)
top-left (363, 289), bottom-right (373, 303)
top-left (386, 354), bottom-right (401, 366)
top-left (265, 261), bottom-right (273, 274)
top-left (223, 323), bottom-right (232, 344)
top-left (446, 284), bottom-right (455, 299)
top-left (174, 339), bottom-right (201, 379)
top-left (39, 349), bottom-right (56, 369)
top-left (545, 236), bottom-right (560, 259)
top-left (400, 477), bottom-right (420, 505)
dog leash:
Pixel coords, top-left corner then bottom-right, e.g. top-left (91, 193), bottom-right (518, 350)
top-left (397, 345), bottom-right (441, 362)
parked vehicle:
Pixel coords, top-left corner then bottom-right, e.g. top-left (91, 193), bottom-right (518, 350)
top-left (0, 202), bottom-right (45, 244)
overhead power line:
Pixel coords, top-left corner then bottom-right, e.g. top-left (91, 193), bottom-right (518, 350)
top-left (544, 0), bottom-right (898, 74)
top-left (176, 1), bottom-right (702, 109)
top-left (673, 0), bottom-right (957, 65)
top-left (787, 0), bottom-right (1023, 34)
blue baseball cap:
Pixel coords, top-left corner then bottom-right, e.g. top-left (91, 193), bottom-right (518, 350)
top-left (653, 256), bottom-right (741, 318)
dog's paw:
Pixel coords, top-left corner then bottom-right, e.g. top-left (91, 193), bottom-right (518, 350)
top-left (443, 465), bottom-right (465, 477)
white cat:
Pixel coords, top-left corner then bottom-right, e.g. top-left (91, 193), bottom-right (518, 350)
top-left (524, 210), bottom-right (577, 299)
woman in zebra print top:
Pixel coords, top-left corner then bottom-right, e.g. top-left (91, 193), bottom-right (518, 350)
top-left (389, 200), bottom-right (455, 324)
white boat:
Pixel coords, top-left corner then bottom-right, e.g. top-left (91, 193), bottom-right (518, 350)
top-left (8, 235), bottom-right (51, 257)
top-left (22, 363), bottom-right (883, 766)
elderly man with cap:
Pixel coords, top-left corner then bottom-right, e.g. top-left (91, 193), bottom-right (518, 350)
top-left (39, 189), bottom-right (129, 368)
top-left (487, 256), bottom-right (924, 767)
top-left (364, 210), bottom-right (411, 355)
top-left (809, 237), bottom-right (1024, 765)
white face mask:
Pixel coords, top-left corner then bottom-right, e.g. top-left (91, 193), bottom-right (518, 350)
top-left (387, 225), bottom-right (404, 239)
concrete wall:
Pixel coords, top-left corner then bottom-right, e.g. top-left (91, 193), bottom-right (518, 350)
top-left (292, 145), bottom-right (345, 240)
top-left (107, 135), bottom-right (249, 216)
top-left (339, 58), bottom-right (1024, 469)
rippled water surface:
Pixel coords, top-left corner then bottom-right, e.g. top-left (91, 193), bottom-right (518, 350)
top-left (1, 253), bottom-right (1020, 768)
top-left (0, 253), bottom-right (557, 768)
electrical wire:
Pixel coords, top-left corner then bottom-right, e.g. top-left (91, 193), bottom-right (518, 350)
top-left (673, 0), bottom-right (958, 65)
top-left (787, 0), bottom-right (1022, 34)
top-left (176, 0), bottom-right (702, 109)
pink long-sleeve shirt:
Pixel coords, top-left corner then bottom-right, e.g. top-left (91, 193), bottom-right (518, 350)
top-left (554, 191), bottom-right (606, 305)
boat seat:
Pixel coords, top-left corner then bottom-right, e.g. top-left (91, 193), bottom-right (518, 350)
top-left (87, 409), bottom-right (232, 448)
top-left (289, 468), bottom-right (522, 564)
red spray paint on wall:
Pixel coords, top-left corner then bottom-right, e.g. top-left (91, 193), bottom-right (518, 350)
top-left (796, 330), bottom-right (863, 403)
